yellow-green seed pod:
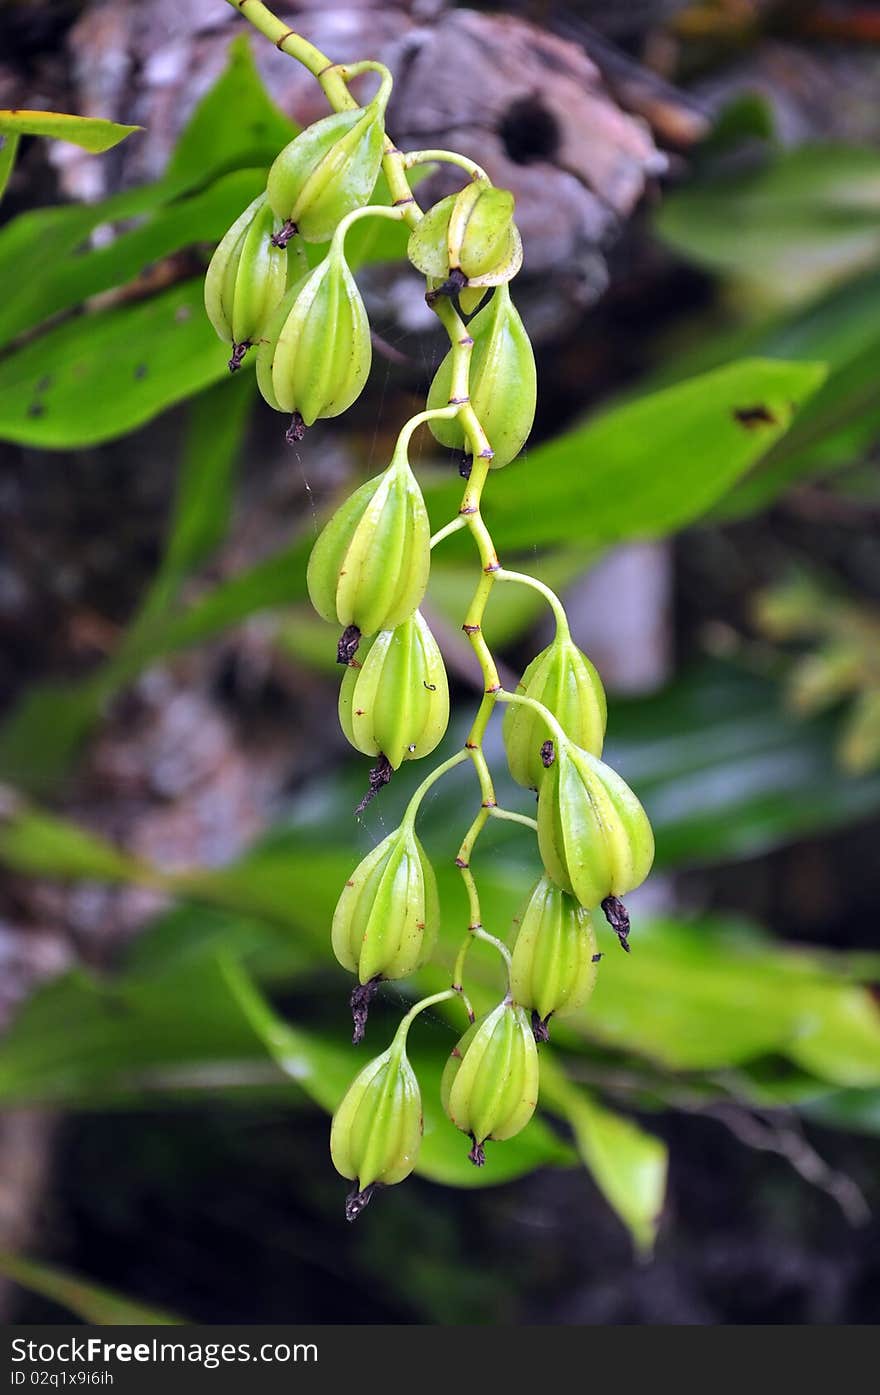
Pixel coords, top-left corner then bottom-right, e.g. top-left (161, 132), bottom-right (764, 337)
top-left (330, 1043), bottom-right (423, 1213)
top-left (203, 193), bottom-right (303, 366)
top-left (426, 284), bottom-right (536, 469)
top-left (332, 823), bottom-right (439, 985)
top-left (503, 632), bottom-right (607, 789)
top-left (537, 740), bottom-right (654, 909)
top-left (256, 243), bottom-right (371, 428)
top-left (306, 438), bottom-right (431, 638)
top-left (458, 284), bottom-right (489, 315)
top-left (441, 1000), bottom-right (539, 1164)
top-left (339, 610), bottom-right (449, 769)
top-left (267, 102), bottom-right (386, 243)
top-left (509, 876), bottom-right (599, 1032)
top-left (408, 182), bottom-right (523, 288)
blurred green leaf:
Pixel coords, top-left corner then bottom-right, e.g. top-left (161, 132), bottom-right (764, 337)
top-left (423, 358), bottom-right (827, 550)
top-left (162, 36), bottom-right (295, 197)
top-left (657, 145), bottom-right (880, 306)
top-left (0, 1252), bottom-right (182, 1325)
top-left (131, 372), bottom-right (256, 630)
top-left (0, 110), bottom-right (140, 152)
top-left (0, 278), bottom-right (227, 448)
top-left (540, 1060), bottom-right (668, 1254)
top-left (0, 799), bottom-right (145, 882)
top-left (0, 131), bottom-right (19, 202)
top-left (607, 663), bottom-right (880, 866)
top-left (802, 1088), bottom-right (880, 1136)
top-left (0, 168), bottom-right (267, 351)
top-left (0, 40), bottom-right (294, 352)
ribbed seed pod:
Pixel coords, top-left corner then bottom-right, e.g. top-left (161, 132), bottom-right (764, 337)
top-left (266, 103), bottom-right (386, 243)
top-left (408, 182), bottom-right (523, 288)
top-left (330, 1044), bottom-right (423, 1212)
top-left (203, 193), bottom-right (302, 366)
top-left (256, 244), bottom-right (371, 428)
top-left (339, 610), bottom-right (449, 769)
top-left (332, 823), bottom-right (439, 984)
top-left (306, 441), bottom-right (431, 638)
top-left (426, 285), bottom-right (536, 469)
top-left (503, 633), bottom-right (607, 789)
top-left (537, 740), bottom-right (654, 909)
top-left (510, 876), bottom-right (598, 1032)
top-left (441, 1000), bottom-right (539, 1164)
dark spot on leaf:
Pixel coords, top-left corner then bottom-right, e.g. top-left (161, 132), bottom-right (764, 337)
top-left (733, 404), bottom-right (777, 429)
top-left (26, 402), bottom-right (45, 417)
top-left (35, 375), bottom-right (53, 393)
top-left (133, 363), bottom-right (148, 380)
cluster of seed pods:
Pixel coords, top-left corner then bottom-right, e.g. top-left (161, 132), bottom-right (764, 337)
top-left (205, 27), bottom-right (654, 1220)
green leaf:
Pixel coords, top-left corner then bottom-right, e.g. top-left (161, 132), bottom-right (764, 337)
top-left (130, 371), bottom-right (256, 632)
top-left (0, 799), bottom-right (144, 883)
top-left (609, 663), bottom-right (880, 867)
top-left (657, 144), bottom-right (880, 306)
top-left (0, 131), bottom-right (19, 202)
top-left (423, 358), bottom-right (827, 550)
top-left (0, 39), bottom-right (294, 351)
top-left (785, 984), bottom-right (880, 1087)
top-left (0, 110), bottom-right (140, 152)
top-left (0, 1252), bottom-right (182, 1324)
top-left (0, 278), bottom-right (227, 448)
top-left (802, 1088), bottom-right (880, 1136)
top-left (163, 36), bottom-right (295, 196)
top-left (540, 1060), bottom-right (667, 1254)
top-left (0, 168), bottom-right (266, 352)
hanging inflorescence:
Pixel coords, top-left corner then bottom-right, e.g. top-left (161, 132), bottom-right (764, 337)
top-left (209, 0), bottom-right (655, 1221)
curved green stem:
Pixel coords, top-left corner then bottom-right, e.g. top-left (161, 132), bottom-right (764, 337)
top-left (330, 202), bottom-right (407, 257)
top-left (400, 748), bottom-right (470, 830)
top-left (394, 404), bottom-right (460, 463)
top-left (430, 516), bottom-right (467, 550)
top-left (497, 688), bottom-right (568, 747)
top-left (393, 989), bottom-right (458, 1051)
top-left (339, 60), bottom-right (394, 112)
top-left (489, 806), bottom-right (539, 833)
top-left (495, 568), bottom-right (570, 638)
top-left (403, 149), bottom-right (489, 182)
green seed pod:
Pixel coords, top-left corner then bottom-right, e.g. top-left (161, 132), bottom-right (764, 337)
top-left (306, 436), bottom-right (431, 638)
top-left (509, 875), bottom-right (598, 1034)
top-left (332, 822), bottom-right (439, 985)
top-left (426, 284), bottom-right (536, 469)
top-left (330, 1042), bottom-right (423, 1214)
top-left (339, 610), bottom-right (449, 769)
top-left (256, 243), bottom-right (371, 429)
top-left (458, 284), bottom-right (489, 316)
top-left (267, 103), bottom-right (386, 243)
top-left (503, 632), bottom-right (607, 789)
top-left (409, 182), bottom-right (523, 288)
top-left (441, 1000), bottom-right (539, 1164)
top-left (203, 193), bottom-right (304, 367)
top-left (537, 740), bottom-right (654, 909)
